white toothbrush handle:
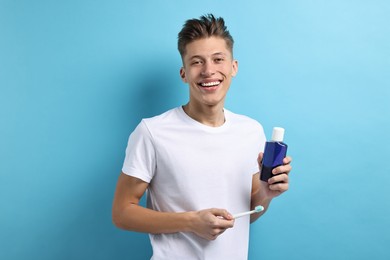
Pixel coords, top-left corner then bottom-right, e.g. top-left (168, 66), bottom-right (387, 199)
top-left (233, 210), bottom-right (256, 219)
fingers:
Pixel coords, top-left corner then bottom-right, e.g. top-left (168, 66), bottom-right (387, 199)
top-left (272, 155), bottom-right (292, 175)
top-left (272, 164), bottom-right (292, 175)
top-left (209, 208), bottom-right (233, 221)
top-left (268, 163), bottom-right (290, 193)
top-left (283, 155), bottom-right (292, 165)
top-left (194, 208), bottom-right (235, 240)
top-left (257, 153), bottom-right (292, 198)
top-left (268, 173), bottom-right (289, 192)
top-left (268, 156), bottom-right (292, 193)
top-left (209, 209), bottom-right (234, 231)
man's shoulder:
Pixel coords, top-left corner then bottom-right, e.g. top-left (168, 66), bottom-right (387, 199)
top-left (225, 109), bottom-right (263, 128)
top-left (141, 107), bottom-right (182, 126)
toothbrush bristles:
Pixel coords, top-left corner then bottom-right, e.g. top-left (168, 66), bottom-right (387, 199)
top-left (233, 205), bottom-right (264, 219)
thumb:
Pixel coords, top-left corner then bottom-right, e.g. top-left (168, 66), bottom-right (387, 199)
top-left (258, 152), bottom-right (264, 165)
top-left (210, 208), bottom-right (233, 220)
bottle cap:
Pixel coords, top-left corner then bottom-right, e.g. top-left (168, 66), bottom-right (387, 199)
top-left (271, 127), bottom-right (285, 142)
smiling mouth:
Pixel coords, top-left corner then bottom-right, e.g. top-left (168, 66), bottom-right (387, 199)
top-left (198, 81), bottom-right (222, 88)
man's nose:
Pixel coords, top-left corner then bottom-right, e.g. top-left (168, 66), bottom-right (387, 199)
top-left (200, 60), bottom-right (216, 77)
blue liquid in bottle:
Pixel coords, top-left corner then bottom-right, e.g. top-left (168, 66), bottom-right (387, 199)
top-left (260, 127), bottom-right (288, 182)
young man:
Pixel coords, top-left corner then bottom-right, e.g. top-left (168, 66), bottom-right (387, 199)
top-left (112, 14), bottom-right (292, 259)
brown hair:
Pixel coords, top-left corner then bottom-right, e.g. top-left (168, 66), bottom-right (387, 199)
top-left (178, 14), bottom-right (234, 58)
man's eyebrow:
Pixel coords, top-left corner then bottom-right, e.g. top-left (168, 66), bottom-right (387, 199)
top-left (188, 52), bottom-right (227, 60)
top-left (188, 55), bottom-right (203, 60)
top-left (212, 52), bottom-right (226, 56)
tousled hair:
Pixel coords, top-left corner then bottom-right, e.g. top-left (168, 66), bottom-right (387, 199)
top-left (178, 14), bottom-right (234, 58)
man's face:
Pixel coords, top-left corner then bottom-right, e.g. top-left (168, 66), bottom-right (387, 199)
top-left (180, 36), bottom-right (238, 108)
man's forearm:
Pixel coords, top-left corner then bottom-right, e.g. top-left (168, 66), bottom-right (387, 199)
top-left (250, 172), bottom-right (272, 223)
top-left (113, 203), bottom-right (194, 234)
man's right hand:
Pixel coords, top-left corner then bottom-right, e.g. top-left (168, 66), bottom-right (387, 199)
top-left (189, 208), bottom-right (235, 240)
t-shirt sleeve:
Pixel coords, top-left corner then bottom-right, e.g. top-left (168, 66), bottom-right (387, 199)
top-left (121, 120), bottom-right (156, 183)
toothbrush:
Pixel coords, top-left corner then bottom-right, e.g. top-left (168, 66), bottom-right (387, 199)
top-left (233, 205), bottom-right (264, 219)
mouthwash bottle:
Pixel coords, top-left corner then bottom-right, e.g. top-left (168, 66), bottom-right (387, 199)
top-left (260, 127), bottom-right (288, 182)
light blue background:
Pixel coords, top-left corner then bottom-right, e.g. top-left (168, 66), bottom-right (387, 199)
top-left (1, 0), bottom-right (389, 259)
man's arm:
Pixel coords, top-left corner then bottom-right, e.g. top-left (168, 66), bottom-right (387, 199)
top-left (250, 153), bottom-right (292, 223)
top-left (112, 172), bottom-right (235, 240)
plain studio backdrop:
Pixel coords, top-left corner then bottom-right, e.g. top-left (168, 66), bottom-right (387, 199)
top-left (1, 1), bottom-right (389, 259)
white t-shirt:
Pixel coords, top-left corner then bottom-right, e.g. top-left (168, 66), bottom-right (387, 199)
top-left (122, 106), bottom-right (266, 260)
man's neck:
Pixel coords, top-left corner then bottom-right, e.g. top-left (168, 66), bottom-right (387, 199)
top-left (182, 103), bottom-right (225, 127)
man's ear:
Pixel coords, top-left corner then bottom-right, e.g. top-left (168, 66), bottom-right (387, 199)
top-left (180, 67), bottom-right (187, 83)
top-left (232, 60), bottom-right (238, 77)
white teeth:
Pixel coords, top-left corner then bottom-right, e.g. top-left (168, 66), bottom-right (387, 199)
top-left (200, 81), bottom-right (220, 87)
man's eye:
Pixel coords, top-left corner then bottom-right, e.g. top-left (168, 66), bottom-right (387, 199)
top-left (215, 58), bottom-right (224, 63)
top-left (192, 60), bottom-right (202, 65)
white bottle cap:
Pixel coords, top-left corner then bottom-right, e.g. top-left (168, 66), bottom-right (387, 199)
top-left (271, 127), bottom-right (285, 142)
